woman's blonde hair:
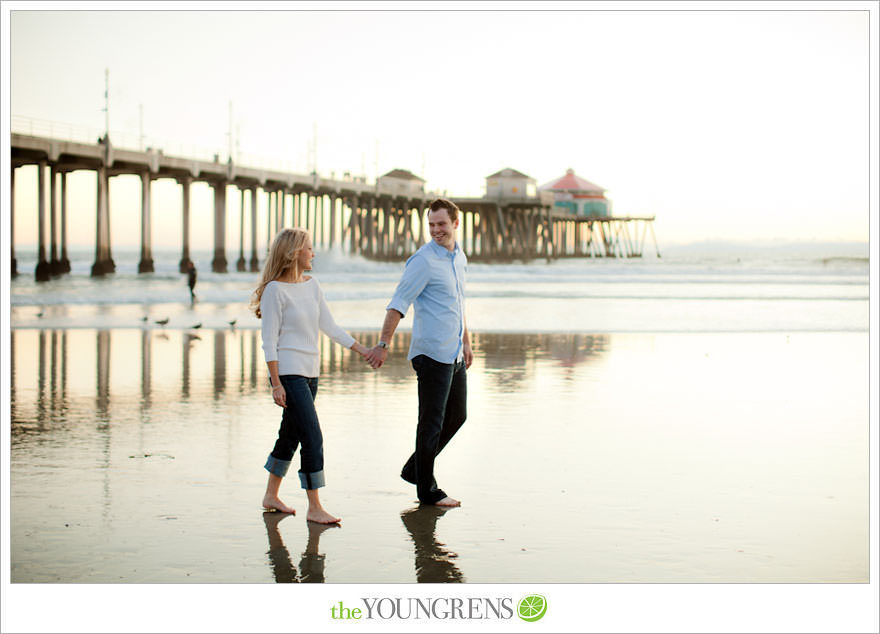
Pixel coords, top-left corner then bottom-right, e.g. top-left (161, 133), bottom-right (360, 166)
top-left (250, 227), bottom-right (311, 318)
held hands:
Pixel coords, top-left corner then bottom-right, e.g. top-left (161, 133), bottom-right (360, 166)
top-left (364, 345), bottom-right (388, 369)
top-left (352, 341), bottom-right (385, 369)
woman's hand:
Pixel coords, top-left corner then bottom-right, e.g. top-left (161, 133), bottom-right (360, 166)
top-left (351, 342), bottom-right (370, 358)
top-left (271, 384), bottom-right (286, 408)
top-left (364, 344), bottom-right (387, 369)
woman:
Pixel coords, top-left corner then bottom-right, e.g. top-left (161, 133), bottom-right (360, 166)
top-left (251, 227), bottom-right (369, 524)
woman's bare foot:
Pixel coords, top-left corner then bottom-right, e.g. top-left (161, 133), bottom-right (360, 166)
top-left (307, 507), bottom-right (341, 524)
top-left (262, 495), bottom-right (296, 514)
top-left (435, 496), bottom-right (461, 507)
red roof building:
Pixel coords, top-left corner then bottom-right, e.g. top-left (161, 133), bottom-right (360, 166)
top-left (539, 168), bottom-right (611, 216)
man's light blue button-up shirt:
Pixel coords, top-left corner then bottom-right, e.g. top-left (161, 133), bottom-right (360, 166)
top-left (387, 240), bottom-right (467, 363)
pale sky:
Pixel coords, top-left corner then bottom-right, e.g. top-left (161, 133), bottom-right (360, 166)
top-left (4, 3), bottom-right (874, 250)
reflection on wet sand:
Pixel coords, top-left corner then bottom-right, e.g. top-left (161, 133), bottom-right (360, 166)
top-left (10, 329), bottom-right (609, 417)
top-left (400, 506), bottom-right (464, 583)
top-left (262, 512), bottom-right (337, 583)
top-left (8, 326), bottom-right (869, 583)
top-left (9, 327), bottom-right (608, 583)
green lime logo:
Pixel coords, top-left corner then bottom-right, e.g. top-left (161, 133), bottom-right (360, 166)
top-left (517, 594), bottom-right (547, 622)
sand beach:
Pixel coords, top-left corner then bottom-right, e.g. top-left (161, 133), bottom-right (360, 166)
top-left (9, 326), bottom-right (869, 583)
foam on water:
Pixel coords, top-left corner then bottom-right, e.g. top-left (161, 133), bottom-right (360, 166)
top-left (9, 244), bottom-right (869, 332)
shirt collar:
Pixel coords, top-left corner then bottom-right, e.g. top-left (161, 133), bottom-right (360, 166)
top-left (428, 239), bottom-right (460, 258)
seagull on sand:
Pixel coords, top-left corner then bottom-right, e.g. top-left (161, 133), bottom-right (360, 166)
top-left (155, 317), bottom-right (170, 326)
top-left (191, 323), bottom-right (202, 329)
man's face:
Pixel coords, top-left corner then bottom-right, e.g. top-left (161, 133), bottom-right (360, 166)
top-left (427, 208), bottom-right (459, 250)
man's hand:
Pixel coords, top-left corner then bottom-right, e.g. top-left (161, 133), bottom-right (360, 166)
top-left (463, 342), bottom-right (474, 369)
top-left (365, 345), bottom-right (388, 369)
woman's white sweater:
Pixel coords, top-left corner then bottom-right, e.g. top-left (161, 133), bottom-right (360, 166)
top-left (260, 278), bottom-right (355, 377)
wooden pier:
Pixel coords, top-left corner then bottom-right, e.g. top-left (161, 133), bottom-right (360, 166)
top-left (10, 132), bottom-right (659, 280)
top-left (445, 198), bottom-right (658, 262)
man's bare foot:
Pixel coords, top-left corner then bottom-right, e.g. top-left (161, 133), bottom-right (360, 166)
top-left (434, 496), bottom-right (461, 507)
top-left (307, 508), bottom-right (341, 524)
top-left (262, 495), bottom-right (296, 514)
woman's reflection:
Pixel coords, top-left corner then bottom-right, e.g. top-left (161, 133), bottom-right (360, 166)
top-left (262, 512), bottom-right (338, 583)
top-left (400, 506), bottom-right (465, 583)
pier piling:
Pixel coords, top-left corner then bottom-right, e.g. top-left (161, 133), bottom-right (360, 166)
top-left (138, 171), bottom-right (154, 273)
top-left (178, 176), bottom-right (193, 273)
top-left (12, 132), bottom-right (659, 276)
top-left (211, 181), bottom-right (228, 273)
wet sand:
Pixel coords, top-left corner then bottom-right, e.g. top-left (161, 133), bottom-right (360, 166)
top-left (9, 329), bottom-right (869, 583)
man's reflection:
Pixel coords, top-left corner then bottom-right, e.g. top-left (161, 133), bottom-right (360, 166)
top-left (262, 512), bottom-right (337, 583)
top-left (400, 506), bottom-right (464, 583)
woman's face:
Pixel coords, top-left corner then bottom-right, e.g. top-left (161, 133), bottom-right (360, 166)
top-left (297, 237), bottom-right (314, 272)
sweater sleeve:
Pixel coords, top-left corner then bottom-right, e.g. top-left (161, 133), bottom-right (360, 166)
top-left (316, 283), bottom-right (356, 349)
top-left (260, 282), bottom-right (283, 363)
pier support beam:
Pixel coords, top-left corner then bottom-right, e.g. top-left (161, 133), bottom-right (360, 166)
top-left (91, 165), bottom-right (115, 276)
top-left (347, 197), bottom-right (359, 254)
top-left (303, 193), bottom-right (311, 233)
top-left (249, 188), bottom-right (259, 272)
top-left (328, 194), bottom-right (337, 247)
top-left (277, 190), bottom-right (285, 232)
top-left (10, 167), bottom-right (17, 277)
top-left (212, 181), bottom-right (228, 273)
top-left (266, 191), bottom-right (274, 250)
top-left (60, 172), bottom-right (70, 273)
top-left (319, 194), bottom-right (326, 241)
top-left (138, 171), bottom-right (154, 273)
top-left (49, 165), bottom-right (60, 275)
top-left (178, 176), bottom-right (193, 272)
top-left (236, 187), bottom-right (247, 272)
top-left (35, 161), bottom-right (51, 281)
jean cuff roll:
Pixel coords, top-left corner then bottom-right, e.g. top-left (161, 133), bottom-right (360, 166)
top-left (264, 455), bottom-right (291, 478)
top-left (298, 469), bottom-right (325, 490)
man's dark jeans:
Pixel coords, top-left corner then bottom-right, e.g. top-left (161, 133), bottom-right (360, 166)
top-left (401, 355), bottom-right (467, 504)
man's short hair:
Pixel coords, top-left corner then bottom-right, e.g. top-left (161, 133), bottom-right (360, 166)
top-left (428, 198), bottom-right (459, 223)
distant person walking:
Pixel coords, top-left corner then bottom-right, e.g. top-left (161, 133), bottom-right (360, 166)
top-left (187, 262), bottom-right (197, 302)
top-left (251, 227), bottom-right (370, 524)
top-left (365, 199), bottom-right (472, 507)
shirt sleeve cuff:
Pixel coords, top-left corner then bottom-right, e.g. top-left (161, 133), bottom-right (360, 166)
top-left (338, 333), bottom-right (356, 349)
top-left (386, 298), bottom-right (408, 317)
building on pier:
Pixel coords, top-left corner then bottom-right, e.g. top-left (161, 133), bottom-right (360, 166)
top-left (485, 167), bottom-right (538, 200)
top-left (540, 168), bottom-right (611, 217)
top-left (377, 168), bottom-right (426, 197)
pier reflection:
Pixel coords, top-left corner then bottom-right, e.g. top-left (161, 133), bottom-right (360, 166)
top-left (10, 328), bottom-right (610, 429)
top-left (10, 326), bottom-right (613, 583)
top-left (475, 332), bottom-right (608, 390)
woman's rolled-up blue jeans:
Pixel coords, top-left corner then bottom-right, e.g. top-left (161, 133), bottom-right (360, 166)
top-left (264, 374), bottom-right (325, 489)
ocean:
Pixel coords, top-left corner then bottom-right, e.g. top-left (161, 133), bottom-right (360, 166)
top-left (9, 243), bottom-right (870, 333)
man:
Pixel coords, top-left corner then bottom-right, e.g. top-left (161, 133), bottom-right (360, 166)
top-left (365, 198), bottom-right (472, 507)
